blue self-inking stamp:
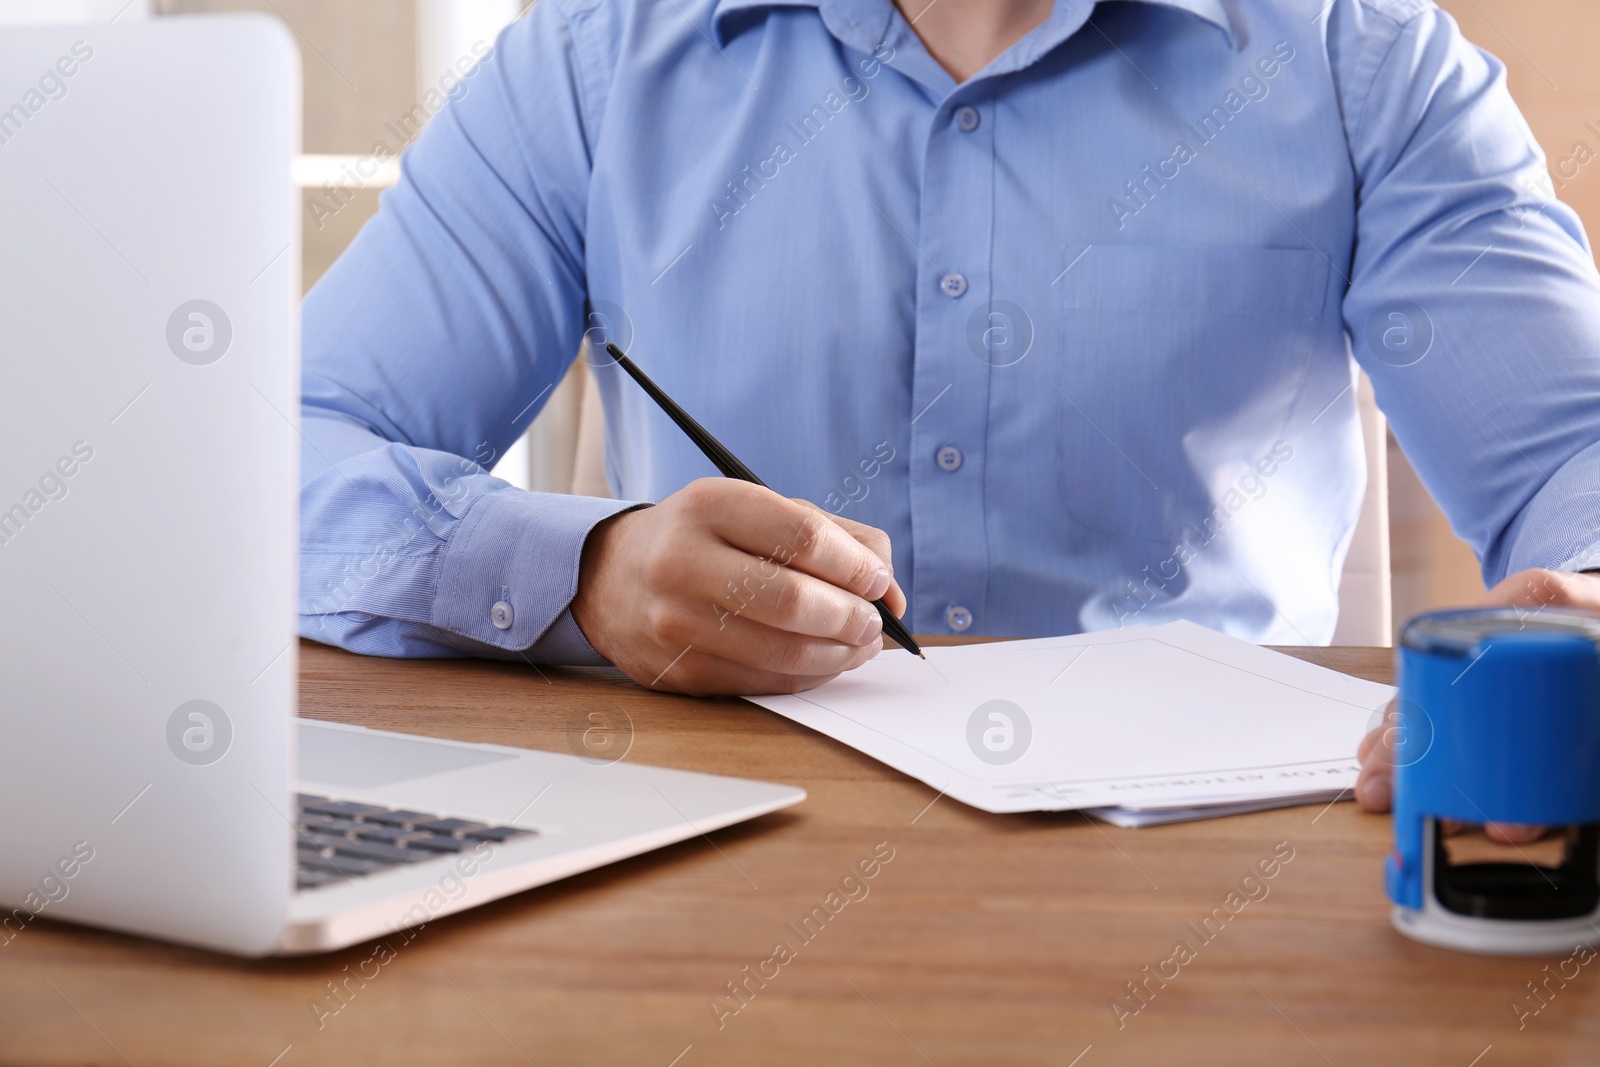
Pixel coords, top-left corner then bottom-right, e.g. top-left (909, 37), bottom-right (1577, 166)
top-left (1387, 607), bottom-right (1600, 954)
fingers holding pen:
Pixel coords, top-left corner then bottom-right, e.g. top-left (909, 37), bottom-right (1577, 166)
top-left (798, 502), bottom-right (908, 619)
top-left (697, 482), bottom-right (894, 604)
top-left (571, 479), bottom-right (902, 695)
top-left (687, 540), bottom-right (885, 647)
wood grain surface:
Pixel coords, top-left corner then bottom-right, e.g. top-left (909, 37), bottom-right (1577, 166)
top-left (3, 639), bottom-right (1597, 1066)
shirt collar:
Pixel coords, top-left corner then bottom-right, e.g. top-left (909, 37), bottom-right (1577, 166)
top-left (711, 0), bottom-right (889, 51)
top-left (1133, 0), bottom-right (1236, 48)
top-left (711, 0), bottom-right (1236, 51)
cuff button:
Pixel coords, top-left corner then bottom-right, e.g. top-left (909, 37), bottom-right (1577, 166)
top-left (491, 600), bottom-right (515, 630)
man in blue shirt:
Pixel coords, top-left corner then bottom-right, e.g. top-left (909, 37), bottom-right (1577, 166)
top-left (299, 0), bottom-right (1600, 780)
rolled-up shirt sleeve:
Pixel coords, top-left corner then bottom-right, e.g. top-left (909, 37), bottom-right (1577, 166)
top-left (298, 1), bottom-right (641, 662)
top-left (1333, 1), bottom-right (1600, 584)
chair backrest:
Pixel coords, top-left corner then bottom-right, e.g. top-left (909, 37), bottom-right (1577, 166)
top-left (571, 358), bottom-right (609, 498)
top-left (1332, 372), bottom-right (1394, 646)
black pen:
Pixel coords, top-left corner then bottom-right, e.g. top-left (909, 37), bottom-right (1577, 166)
top-left (603, 342), bottom-right (924, 659)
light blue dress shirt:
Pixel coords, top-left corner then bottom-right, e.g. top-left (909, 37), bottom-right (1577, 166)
top-left (300, 0), bottom-right (1600, 663)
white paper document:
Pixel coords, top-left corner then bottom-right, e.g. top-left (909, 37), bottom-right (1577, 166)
top-left (744, 621), bottom-right (1394, 823)
top-left (1083, 791), bottom-right (1352, 829)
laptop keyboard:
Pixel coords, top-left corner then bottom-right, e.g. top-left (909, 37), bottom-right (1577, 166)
top-left (295, 793), bottom-right (536, 891)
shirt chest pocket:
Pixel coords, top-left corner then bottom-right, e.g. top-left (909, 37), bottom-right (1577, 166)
top-left (1053, 244), bottom-right (1330, 542)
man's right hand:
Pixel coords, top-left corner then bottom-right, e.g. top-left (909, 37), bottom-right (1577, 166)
top-left (570, 478), bottom-right (907, 696)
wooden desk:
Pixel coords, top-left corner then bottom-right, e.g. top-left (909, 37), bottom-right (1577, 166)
top-left (4, 640), bottom-right (1598, 1066)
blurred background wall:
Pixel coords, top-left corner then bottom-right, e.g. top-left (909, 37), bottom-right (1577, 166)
top-left (45, 0), bottom-right (1600, 640)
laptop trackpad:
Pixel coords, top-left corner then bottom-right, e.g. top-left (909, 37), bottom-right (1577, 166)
top-left (297, 721), bottom-right (516, 789)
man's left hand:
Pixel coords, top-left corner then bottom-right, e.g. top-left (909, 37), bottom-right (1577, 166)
top-left (1353, 568), bottom-right (1600, 843)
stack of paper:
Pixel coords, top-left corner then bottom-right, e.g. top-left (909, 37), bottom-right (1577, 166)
top-left (745, 621), bottom-right (1393, 826)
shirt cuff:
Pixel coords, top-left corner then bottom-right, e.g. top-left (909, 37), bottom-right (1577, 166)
top-left (523, 605), bottom-right (609, 665)
top-left (431, 489), bottom-right (647, 658)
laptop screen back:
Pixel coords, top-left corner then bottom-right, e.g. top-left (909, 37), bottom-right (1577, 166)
top-left (0, 15), bottom-right (300, 955)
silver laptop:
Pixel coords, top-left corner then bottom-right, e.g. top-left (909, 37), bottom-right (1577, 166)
top-left (0, 14), bottom-right (802, 956)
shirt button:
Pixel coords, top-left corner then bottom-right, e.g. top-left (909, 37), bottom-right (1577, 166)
top-left (936, 445), bottom-right (963, 472)
top-left (946, 605), bottom-right (973, 632)
top-left (954, 106), bottom-right (980, 132)
top-left (940, 273), bottom-right (968, 298)
top-left (491, 601), bottom-right (514, 630)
